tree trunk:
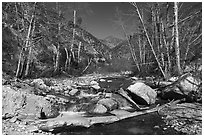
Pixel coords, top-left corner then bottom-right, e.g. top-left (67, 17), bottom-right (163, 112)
top-left (64, 47), bottom-right (69, 71)
top-left (78, 42), bottom-right (81, 64)
top-left (54, 3), bottom-right (61, 72)
top-left (15, 48), bottom-right (23, 78)
top-left (68, 10), bottom-right (76, 70)
top-left (71, 10), bottom-right (76, 59)
top-left (174, 2), bottom-right (182, 75)
top-left (25, 17), bottom-right (36, 77)
top-left (138, 35), bottom-right (142, 63)
top-left (161, 20), bottom-right (171, 78)
top-left (22, 2), bottom-right (36, 77)
top-left (54, 43), bottom-right (60, 72)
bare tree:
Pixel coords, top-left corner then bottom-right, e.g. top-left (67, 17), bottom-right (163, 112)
top-left (174, 2), bottom-right (182, 75)
top-left (131, 2), bottom-right (166, 79)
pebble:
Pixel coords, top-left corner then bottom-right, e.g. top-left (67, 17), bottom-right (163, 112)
top-left (46, 95), bottom-right (55, 98)
top-left (9, 117), bottom-right (17, 123)
top-left (90, 81), bottom-right (98, 85)
top-left (64, 90), bottom-right (69, 94)
top-left (100, 79), bottom-right (106, 82)
top-left (66, 85), bottom-right (72, 90)
top-left (69, 89), bottom-right (78, 96)
top-left (107, 80), bottom-right (112, 82)
top-left (91, 85), bottom-right (100, 90)
top-left (154, 125), bottom-right (159, 129)
top-left (105, 93), bottom-right (112, 98)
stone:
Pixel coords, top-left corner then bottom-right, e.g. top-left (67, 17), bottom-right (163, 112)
top-left (2, 78), bottom-right (8, 85)
top-left (111, 93), bottom-right (131, 109)
top-left (178, 76), bottom-right (200, 93)
top-left (169, 77), bottom-right (178, 82)
top-left (162, 75), bottom-right (201, 101)
top-left (69, 89), bottom-right (78, 96)
top-left (105, 93), bottom-right (112, 98)
top-left (131, 77), bottom-right (139, 80)
top-left (90, 81), bottom-right (98, 85)
top-left (64, 90), bottom-right (69, 94)
top-left (2, 85), bottom-right (59, 120)
top-left (2, 86), bottom-right (26, 118)
top-left (91, 84), bottom-right (100, 90)
top-left (66, 85), bottom-right (72, 90)
top-left (99, 79), bottom-right (106, 82)
top-left (107, 80), bottom-right (112, 83)
top-left (97, 98), bottom-right (118, 111)
top-left (127, 82), bottom-right (157, 105)
top-left (31, 79), bottom-right (44, 86)
top-left (31, 79), bottom-right (49, 92)
top-left (92, 104), bottom-right (107, 114)
top-left (9, 117), bottom-right (17, 123)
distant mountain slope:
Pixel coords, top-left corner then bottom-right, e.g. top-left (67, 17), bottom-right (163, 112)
top-left (101, 36), bottom-right (124, 49)
top-left (68, 23), bottom-right (112, 61)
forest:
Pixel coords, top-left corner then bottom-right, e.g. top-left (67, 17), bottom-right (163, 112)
top-left (2, 2), bottom-right (202, 135)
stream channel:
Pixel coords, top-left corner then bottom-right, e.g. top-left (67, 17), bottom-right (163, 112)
top-left (50, 76), bottom-right (185, 135)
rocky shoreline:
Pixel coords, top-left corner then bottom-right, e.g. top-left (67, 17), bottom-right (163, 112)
top-left (2, 72), bottom-right (202, 135)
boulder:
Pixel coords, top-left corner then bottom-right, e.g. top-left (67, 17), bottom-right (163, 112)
top-left (127, 82), bottom-right (157, 105)
top-left (111, 93), bottom-right (132, 109)
top-left (64, 90), bottom-right (69, 95)
top-left (90, 81), bottom-right (98, 85)
top-left (97, 98), bottom-right (118, 111)
top-left (91, 84), bottom-right (100, 90)
top-left (69, 89), bottom-right (78, 96)
top-left (178, 75), bottom-right (201, 93)
top-left (107, 80), bottom-right (112, 83)
top-left (2, 86), bottom-right (59, 120)
top-left (92, 104), bottom-right (107, 114)
top-left (2, 86), bottom-right (26, 118)
top-left (90, 80), bottom-right (100, 90)
top-left (31, 79), bottom-right (49, 92)
top-left (99, 79), bottom-right (106, 82)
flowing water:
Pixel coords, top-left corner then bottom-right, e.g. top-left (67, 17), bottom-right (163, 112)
top-left (58, 112), bottom-right (184, 135)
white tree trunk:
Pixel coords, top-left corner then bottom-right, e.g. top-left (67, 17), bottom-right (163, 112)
top-left (174, 2), bottom-right (182, 75)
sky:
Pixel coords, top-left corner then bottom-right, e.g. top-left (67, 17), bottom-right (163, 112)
top-left (84, 2), bottom-right (137, 39)
top-left (47, 2), bottom-right (139, 40)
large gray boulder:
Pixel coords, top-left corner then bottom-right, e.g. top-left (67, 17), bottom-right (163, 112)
top-left (2, 86), bottom-right (59, 120)
top-left (127, 82), bottom-right (157, 105)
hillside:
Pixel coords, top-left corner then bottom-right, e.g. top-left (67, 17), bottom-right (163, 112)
top-left (101, 36), bottom-right (124, 49)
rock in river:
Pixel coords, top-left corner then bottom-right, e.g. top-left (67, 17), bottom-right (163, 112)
top-left (69, 88), bottom-right (78, 96)
top-left (127, 82), bottom-right (157, 105)
top-left (92, 104), bottom-right (108, 114)
top-left (97, 98), bottom-right (118, 111)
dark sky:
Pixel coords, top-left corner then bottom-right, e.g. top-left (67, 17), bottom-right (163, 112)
top-left (47, 2), bottom-right (138, 39)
